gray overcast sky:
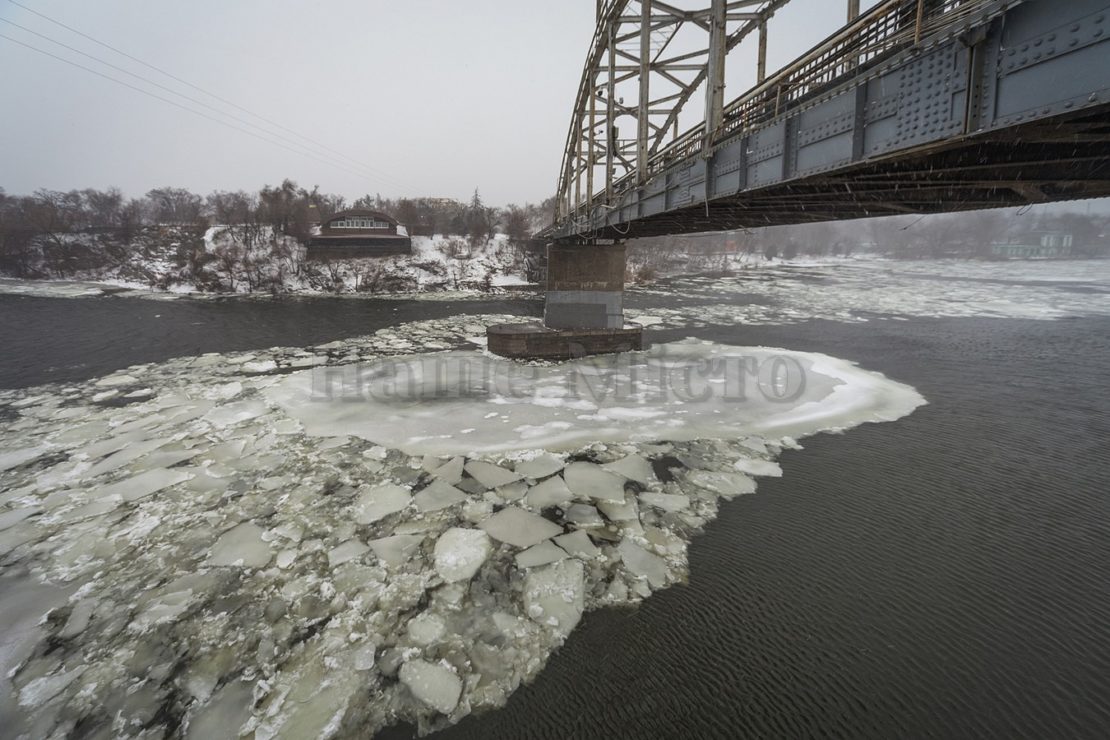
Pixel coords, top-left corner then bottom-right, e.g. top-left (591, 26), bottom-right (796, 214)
top-left (0, 1), bottom-right (871, 206)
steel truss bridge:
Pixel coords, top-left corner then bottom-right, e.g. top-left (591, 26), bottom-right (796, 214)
top-left (545, 0), bottom-right (1110, 242)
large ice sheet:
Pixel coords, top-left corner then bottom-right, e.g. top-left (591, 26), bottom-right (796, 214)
top-left (265, 340), bottom-right (926, 455)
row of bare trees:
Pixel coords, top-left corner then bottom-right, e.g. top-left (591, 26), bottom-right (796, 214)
top-left (347, 189), bottom-right (550, 247)
top-left (0, 181), bottom-right (553, 279)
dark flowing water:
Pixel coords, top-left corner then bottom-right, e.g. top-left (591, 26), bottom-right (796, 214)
top-left (2, 292), bottom-right (1109, 739)
top-left (387, 316), bottom-right (1110, 740)
top-left (0, 293), bottom-right (542, 390)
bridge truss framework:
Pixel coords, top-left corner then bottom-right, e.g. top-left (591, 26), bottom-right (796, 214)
top-left (549, 0), bottom-right (1110, 241)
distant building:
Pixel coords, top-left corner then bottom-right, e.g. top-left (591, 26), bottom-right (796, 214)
top-left (306, 209), bottom-right (412, 259)
top-left (991, 231), bottom-right (1074, 259)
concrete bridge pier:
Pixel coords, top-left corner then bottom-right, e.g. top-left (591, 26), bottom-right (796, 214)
top-left (544, 243), bottom-right (625, 329)
top-left (487, 242), bottom-right (644, 360)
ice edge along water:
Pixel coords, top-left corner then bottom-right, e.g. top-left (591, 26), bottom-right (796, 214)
top-left (0, 314), bottom-right (925, 739)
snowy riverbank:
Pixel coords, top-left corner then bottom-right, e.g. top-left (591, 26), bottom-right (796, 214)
top-left (0, 226), bottom-right (540, 297)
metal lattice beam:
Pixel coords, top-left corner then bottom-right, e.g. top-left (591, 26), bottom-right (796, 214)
top-left (554, 0), bottom-right (1009, 231)
top-left (556, 0), bottom-right (797, 223)
top-left (549, 0), bottom-right (1110, 242)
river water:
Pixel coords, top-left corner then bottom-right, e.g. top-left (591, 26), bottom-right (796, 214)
top-left (1, 261), bottom-right (1109, 738)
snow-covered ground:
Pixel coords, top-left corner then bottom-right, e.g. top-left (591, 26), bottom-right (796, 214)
top-left (2, 227), bottom-right (538, 297)
top-left (0, 309), bottom-right (925, 738)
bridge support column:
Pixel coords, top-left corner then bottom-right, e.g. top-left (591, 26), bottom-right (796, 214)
top-left (486, 243), bottom-right (643, 360)
top-left (544, 243), bottom-right (626, 329)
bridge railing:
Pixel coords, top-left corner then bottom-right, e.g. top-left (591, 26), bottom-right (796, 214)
top-left (579, 0), bottom-right (998, 218)
top-left (719, 0), bottom-right (994, 138)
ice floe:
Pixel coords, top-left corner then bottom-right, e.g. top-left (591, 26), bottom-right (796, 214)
top-left (266, 339), bottom-right (925, 456)
top-left (0, 312), bottom-right (926, 738)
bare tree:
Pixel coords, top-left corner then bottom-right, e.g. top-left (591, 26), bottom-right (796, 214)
top-left (147, 187), bottom-right (203, 224)
top-left (213, 242), bottom-right (243, 291)
top-left (504, 205), bottom-right (530, 244)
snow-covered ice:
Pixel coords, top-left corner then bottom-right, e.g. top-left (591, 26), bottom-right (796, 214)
top-left (399, 659), bottom-right (463, 715)
top-left (266, 339), bottom-right (925, 456)
top-left (433, 528), bottom-right (493, 582)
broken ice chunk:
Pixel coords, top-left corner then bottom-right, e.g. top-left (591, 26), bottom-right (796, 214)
top-left (59, 599), bottom-right (96, 639)
top-left (97, 468), bottom-right (192, 503)
top-left (202, 399), bottom-right (269, 429)
top-left (18, 665), bottom-right (87, 708)
top-left (273, 523), bottom-right (304, 543)
top-left (523, 559), bottom-right (585, 636)
top-left (618, 540), bottom-right (669, 588)
top-left (351, 483), bottom-right (412, 524)
top-left (597, 495), bottom-right (641, 523)
top-left (0, 505), bottom-right (41, 532)
top-left (514, 541), bottom-right (568, 569)
top-left (554, 530), bottom-right (600, 559)
top-left (494, 481), bottom-right (528, 502)
top-left (59, 495), bottom-right (122, 524)
top-left (733, 458), bottom-right (783, 477)
top-left (413, 479), bottom-right (466, 513)
top-left (208, 522), bottom-right (273, 568)
top-left (242, 359), bottom-right (277, 374)
top-left (524, 475), bottom-right (575, 510)
top-left (275, 550), bottom-right (298, 569)
top-left (185, 680), bottom-right (254, 740)
top-left (433, 528), bottom-right (492, 582)
top-left (316, 436), bottom-right (350, 450)
top-left (139, 448), bottom-right (200, 470)
top-left (513, 453), bottom-right (565, 480)
top-left (479, 507), bottom-right (562, 548)
top-left (83, 437), bottom-right (171, 478)
top-left (464, 460), bottom-right (523, 489)
top-left (406, 613), bottom-right (447, 645)
top-left (94, 372), bottom-right (138, 387)
top-left (328, 540), bottom-right (369, 567)
top-left (353, 644), bottom-right (378, 671)
top-left (369, 534), bottom-right (424, 568)
top-left (461, 500), bottom-right (494, 524)
top-left (603, 454), bottom-right (656, 486)
top-left (564, 504), bottom-right (604, 528)
top-left (131, 589), bottom-right (195, 630)
top-left (643, 526), bottom-right (685, 555)
top-left (684, 470), bottom-right (757, 497)
top-left (638, 492), bottom-right (691, 513)
top-left (399, 659), bottom-right (462, 714)
top-left (0, 446), bottom-right (50, 473)
top-left (563, 462), bottom-right (627, 503)
top-left (429, 456), bottom-right (464, 484)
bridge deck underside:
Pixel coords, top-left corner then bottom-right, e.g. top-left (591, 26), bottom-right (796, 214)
top-left (550, 0), bottom-right (1110, 244)
top-left (582, 106), bottom-right (1110, 240)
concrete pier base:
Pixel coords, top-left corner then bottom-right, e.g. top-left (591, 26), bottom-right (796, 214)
top-left (487, 242), bottom-right (643, 360)
top-left (487, 323), bottom-right (643, 360)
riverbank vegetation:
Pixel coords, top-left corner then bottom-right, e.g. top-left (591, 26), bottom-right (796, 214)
top-left (0, 182), bottom-right (551, 292)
